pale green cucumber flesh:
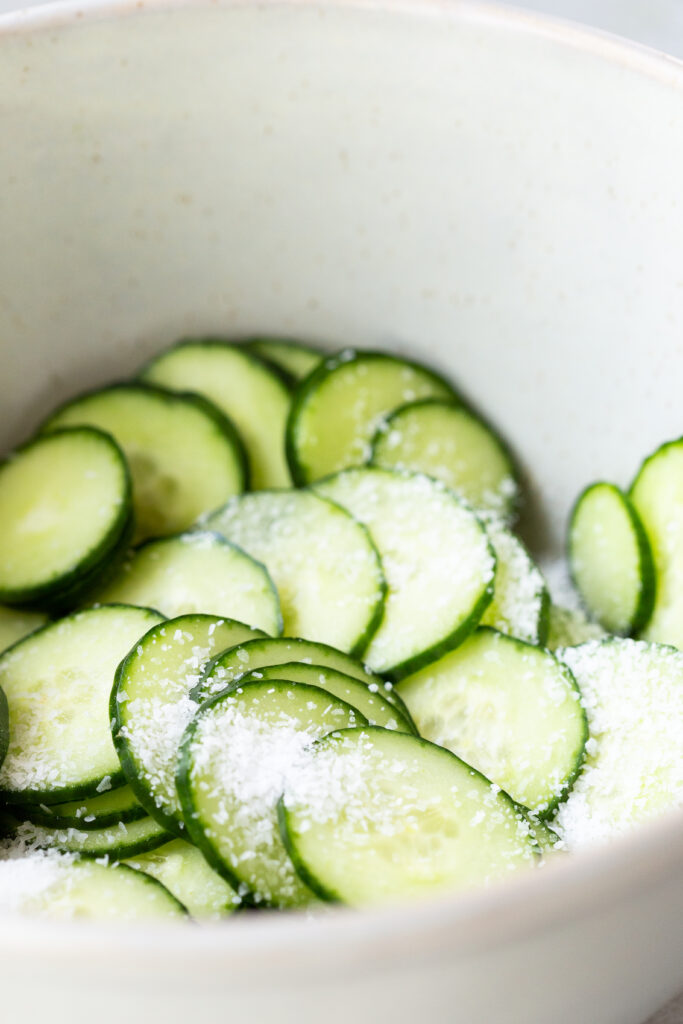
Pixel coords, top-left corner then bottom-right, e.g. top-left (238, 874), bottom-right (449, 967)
top-left (127, 838), bottom-right (239, 918)
top-left (246, 338), bottom-right (323, 381)
top-left (14, 784), bottom-right (145, 830)
top-left (545, 604), bottom-right (607, 651)
top-left (8, 814), bottom-right (172, 859)
top-left (481, 520), bottom-right (549, 645)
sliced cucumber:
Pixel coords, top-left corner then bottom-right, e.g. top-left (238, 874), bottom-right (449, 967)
top-left (629, 441), bottom-right (683, 647)
top-left (546, 604), bottom-right (607, 651)
top-left (569, 482), bottom-right (655, 636)
top-left (127, 838), bottom-right (240, 918)
top-left (555, 638), bottom-right (683, 849)
top-left (205, 489), bottom-right (385, 656)
top-left (480, 520), bottom-right (550, 645)
top-left (397, 628), bottom-right (586, 816)
top-left (523, 814), bottom-right (563, 855)
top-left (371, 399), bottom-right (519, 523)
top-left (240, 663), bottom-right (414, 732)
top-left (43, 383), bottom-right (247, 543)
top-left (279, 727), bottom-right (536, 905)
top-left (0, 604), bottom-right (163, 805)
top-left (177, 680), bottom-right (365, 907)
top-left (0, 607), bottom-right (47, 654)
top-left (15, 784), bottom-right (146, 831)
top-left (0, 855), bottom-right (186, 920)
top-left (286, 350), bottom-right (456, 485)
top-left (113, 614), bottom-right (264, 835)
top-left (8, 814), bottom-right (171, 859)
top-left (314, 469), bottom-right (495, 678)
top-left (0, 427), bottom-right (132, 609)
top-left (246, 338), bottom-right (323, 382)
top-left (97, 531), bottom-right (282, 634)
top-left (141, 339), bottom-right (291, 489)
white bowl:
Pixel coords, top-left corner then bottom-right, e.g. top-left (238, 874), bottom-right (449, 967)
top-left (1, 2), bottom-right (683, 1021)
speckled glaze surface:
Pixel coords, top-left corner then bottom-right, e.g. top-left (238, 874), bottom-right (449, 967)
top-left (1, 2), bottom-right (683, 1022)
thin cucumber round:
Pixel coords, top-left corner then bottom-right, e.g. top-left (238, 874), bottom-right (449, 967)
top-left (14, 784), bottom-right (146, 831)
top-left (43, 383), bottom-right (247, 543)
top-left (177, 680), bottom-right (366, 908)
top-left (555, 638), bottom-right (683, 849)
top-left (7, 813), bottom-right (172, 859)
top-left (113, 614), bottom-right (265, 836)
top-left (545, 604), bottom-right (607, 651)
top-left (205, 489), bottom-right (386, 656)
top-left (314, 468), bottom-right (496, 678)
top-left (240, 663), bottom-right (414, 733)
top-left (569, 482), bottom-right (655, 636)
top-left (397, 628), bottom-right (587, 816)
top-left (0, 856), bottom-right (187, 920)
top-left (96, 531), bottom-right (282, 635)
top-left (141, 339), bottom-right (292, 489)
top-left (481, 519), bottom-right (550, 645)
top-left (127, 838), bottom-right (240, 918)
top-left (286, 350), bottom-right (457, 485)
top-left (0, 607), bottom-right (47, 654)
top-left (0, 427), bottom-right (132, 609)
top-left (371, 398), bottom-right (520, 523)
top-left (246, 338), bottom-right (323, 382)
top-left (0, 604), bottom-right (163, 805)
top-left (278, 727), bottom-right (536, 906)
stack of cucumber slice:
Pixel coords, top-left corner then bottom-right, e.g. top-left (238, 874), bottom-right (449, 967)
top-left (0, 336), bottom-right (681, 919)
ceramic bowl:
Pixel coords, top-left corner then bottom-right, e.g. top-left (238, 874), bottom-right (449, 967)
top-left (1, 2), bottom-right (683, 1021)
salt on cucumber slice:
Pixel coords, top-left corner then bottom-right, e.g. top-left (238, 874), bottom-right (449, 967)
top-left (0, 607), bottom-right (47, 654)
top-left (113, 614), bottom-right (264, 836)
top-left (43, 383), bottom-right (247, 544)
top-left (97, 531), bottom-right (282, 635)
top-left (545, 604), bottom-right (607, 651)
top-left (205, 489), bottom-right (386, 656)
top-left (371, 398), bottom-right (519, 523)
top-left (127, 838), bottom-right (240, 919)
top-left (0, 427), bottom-right (132, 609)
top-left (246, 338), bottom-right (323, 382)
top-left (177, 680), bottom-right (366, 908)
top-left (524, 814), bottom-right (563, 855)
top-left (314, 468), bottom-right (496, 678)
top-left (628, 441), bottom-right (683, 647)
top-left (0, 604), bottom-right (163, 805)
top-left (480, 520), bottom-right (550, 645)
top-left (8, 813), bottom-right (172, 859)
top-left (569, 482), bottom-right (655, 636)
top-left (286, 350), bottom-right (457, 485)
top-left (0, 855), bottom-right (187, 920)
top-left (14, 784), bottom-right (146, 831)
top-left (554, 638), bottom-right (683, 849)
top-left (397, 628), bottom-right (586, 816)
top-left (240, 663), bottom-right (414, 733)
top-left (278, 727), bottom-right (536, 906)
top-left (141, 339), bottom-right (291, 489)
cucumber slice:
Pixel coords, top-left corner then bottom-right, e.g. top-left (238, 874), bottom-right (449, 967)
top-left (0, 855), bottom-right (186, 920)
top-left (97, 531), bottom-right (282, 635)
top-left (555, 638), bottom-right (683, 849)
top-left (141, 340), bottom-right (291, 489)
top-left (43, 383), bottom-right (247, 543)
top-left (569, 482), bottom-right (655, 636)
top-left (0, 427), bottom-right (132, 609)
top-left (240, 663), bottom-right (414, 733)
top-left (205, 490), bottom-right (385, 656)
top-left (523, 813), bottom-right (563, 855)
top-left (127, 838), bottom-right (240, 919)
top-left (629, 441), bottom-right (683, 647)
top-left (546, 604), bottom-right (607, 651)
top-left (177, 680), bottom-right (365, 907)
top-left (480, 520), bottom-right (549, 645)
top-left (279, 727), bottom-right (536, 905)
top-left (314, 469), bottom-right (495, 678)
top-left (113, 614), bottom-right (264, 835)
top-left (15, 784), bottom-right (146, 830)
top-left (286, 350), bottom-right (456, 485)
top-left (8, 814), bottom-right (172, 859)
top-left (0, 604), bottom-right (163, 805)
top-left (371, 399), bottom-right (519, 523)
top-left (246, 338), bottom-right (323, 382)
top-left (0, 607), bottom-right (47, 654)
top-left (397, 628), bottom-right (586, 816)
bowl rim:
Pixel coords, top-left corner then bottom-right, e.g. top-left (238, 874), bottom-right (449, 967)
top-left (1, 0), bottom-right (683, 969)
